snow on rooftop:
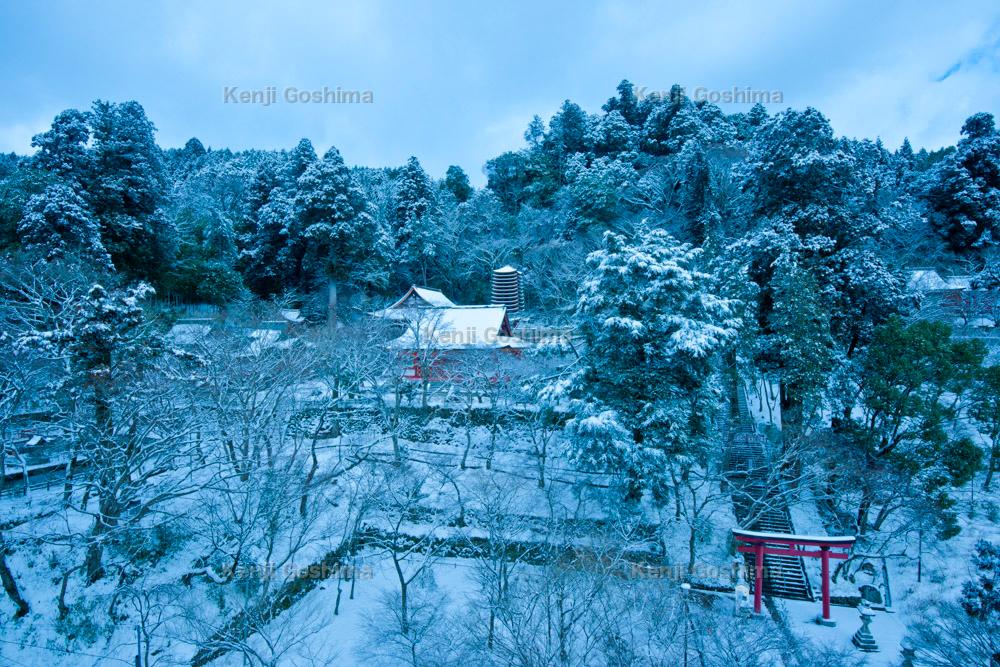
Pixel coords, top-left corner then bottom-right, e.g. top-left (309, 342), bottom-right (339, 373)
top-left (167, 322), bottom-right (213, 346)
top-left (375, 285), bottom-right (457, 314)
top-left (412, 286), bottom-right (455, 307)
top-left (905, 269), bottom-right (977, 293)
top-left (373, 285), bottom-right (458, 318)
top-left (905, 270), bottom-right (948, 292)
top-left (388, 305), bottom-right (526, 350)
top-left (247, 329), bottom-right (283, 356)
top-left (944, 275), bottom-right (972, 290)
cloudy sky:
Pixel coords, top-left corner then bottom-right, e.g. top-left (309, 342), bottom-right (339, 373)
top-left (1, 1), bottom-right (998, 184)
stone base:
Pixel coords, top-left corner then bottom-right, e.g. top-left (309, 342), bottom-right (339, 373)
top-left (816, 616), bottom-right (837, 627)
top-left (852, 636), bottom-right (880, 653)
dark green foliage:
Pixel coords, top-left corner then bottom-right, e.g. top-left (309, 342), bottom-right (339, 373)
top-left (443, 165), bottom-right (472, 202)
top-left (88, 100), bottom-right (171, 282)
top-left (925, 112), bottom-right (1000, 253)
top-left (961, 540), bottom-right (1000, 620)
top-left (0, 163), bottom-right (56, 248)
top-left (292, 146), bottom-right (386, 291)
top-left (837, 318), bottom-right (987, 537)
top-left (30, 109), bottom-right (92, 182)
top-left (393, 156), bottom-right (438, 284)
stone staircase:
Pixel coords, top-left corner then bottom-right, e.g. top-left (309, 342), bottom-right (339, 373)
top-left (725, 382), bottom-right (814, 602)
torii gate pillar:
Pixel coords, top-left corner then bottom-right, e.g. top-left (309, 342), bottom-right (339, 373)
top-left (753, 542), bottom-right (764, 615)
top-left (819, 546), bottom-right (836, 626)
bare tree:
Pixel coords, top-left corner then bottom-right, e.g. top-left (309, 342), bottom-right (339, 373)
top-left (467, 475), bottom-right (536, 651)
top-left (665, 454), bottom-right (732, 575)
top-left (366, 467), bottom-right (445, 641)
top-left (905, 598), bottom-right (1000, 667)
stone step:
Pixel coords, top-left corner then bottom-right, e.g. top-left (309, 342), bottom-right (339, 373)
top-left (726, 383), bottom-right (814, 603)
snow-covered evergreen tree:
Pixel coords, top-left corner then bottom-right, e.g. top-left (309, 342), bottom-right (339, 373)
top-left (293, 146), bottom-right (388, 297)
top-left (443, 165), bottom-right (472, 203)
top-left (282, 137), bottom-right (318, 188)
top-left (239, 158), bottom-right (288, 296)
top-left (565, 155), bottom-right (637, 225)
top-left (30, 109), bottom-right (92, 184)
top-left (393, 156), bottom-right (439, 285)
top-left (546, 100), bottom-right (592, 157)
top-left (18, 183), bottom-right (111, 268)
top-left (961, 540), bottom-right (1000, 621)
top-left (739, 108), bottom-right (904, 430)
top-left (563, 228), bottom-right (738, 497)
top-left (89, 100), bottom-right (172, 281)
top-left (602, 79), bottom-right (643, 127)
top-left (677, 141), bottom-right (720, 245)
top-left (590, 110), bottom-right (636, 156)
top-left (925, 112), bottom-right (1000, 253)
top-left (760, 252), bottom-right (834, 423)
top-left (640, 85), bottom-right (687, 155)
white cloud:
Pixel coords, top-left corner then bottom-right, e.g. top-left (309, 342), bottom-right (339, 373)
top-left (0, 116), bottom-right (51, 155)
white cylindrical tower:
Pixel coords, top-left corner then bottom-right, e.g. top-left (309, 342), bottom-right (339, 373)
top-left (491, 265), bottom-right (523, 314)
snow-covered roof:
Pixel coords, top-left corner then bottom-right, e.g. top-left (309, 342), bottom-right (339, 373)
top-left (245, 329), bottom-right (292, 356)
top-left (381, 285), bottom-right (456, 310)
top-left (944, 275), bottom-right (972, 290)
top-left (414, 286), bottom-right (455, 307)
top-left (906, 270), bottom-right (948, 292)
top-left (387, 305), bottom-right (526, 350)
top-left (906, 269), bottom-right (975, 293)
top-left (494, 265), bottom-right (518, 274)
top-left (372, 286), bottom-right (458, 320)
top-left (280, 308), bottom-right (305, 324)
top-left (167, 322), bottom-right (213, 346)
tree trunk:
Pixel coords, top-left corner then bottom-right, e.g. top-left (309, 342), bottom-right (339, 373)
top-left (399, 579), bottom-right (409, 635)
top-left (486, 424), bottom-right (497, 471)
top-left (0, 534), bottom-right (29, 618)
top-left (327, 279), bottom-right (338, 329)
top-left (856, 490), bottom-right (872, 536)
top-left (461, 424), bottom-right (472, 470)
top-left (299, 438), bottom-right (320, 518)
top-left (57, 565), bottom-right (82, 619)
top-left (687, 524), bottom-right (697, 574)
top-left (85, 495), bottom-right (119, 583)
top-left (62, 452), bottom-right (77, 504)
top-left (984, 445), bottom-right (998, 491)
top-left (669, 468), bottom-right (682, 520)
top-left (391, 391), bottom-right (402, 465)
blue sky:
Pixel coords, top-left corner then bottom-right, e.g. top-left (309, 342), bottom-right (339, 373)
top-left (1, 1), bottom-right (998, 184)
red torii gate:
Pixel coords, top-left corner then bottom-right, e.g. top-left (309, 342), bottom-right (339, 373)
top-left (733, 529), bottom-right (856, 625)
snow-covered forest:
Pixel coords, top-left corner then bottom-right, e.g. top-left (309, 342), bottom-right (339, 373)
top-left (1, 80), bottom-right (1000, 666)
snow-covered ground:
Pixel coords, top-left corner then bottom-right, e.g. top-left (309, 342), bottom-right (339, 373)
top-left (2, 378), bottom-right (999, 667)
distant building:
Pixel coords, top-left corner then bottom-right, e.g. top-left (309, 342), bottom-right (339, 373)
top-left (371, 285), bottom-right (456, 319)
top-left (906, 268), bottom-right (998, 325)
top-left (905, 269), bottom-right (970, 294)
top-left (491, 265), bottom-right (524, 315)
top-left (373, 285), bottom-right (527, 380)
